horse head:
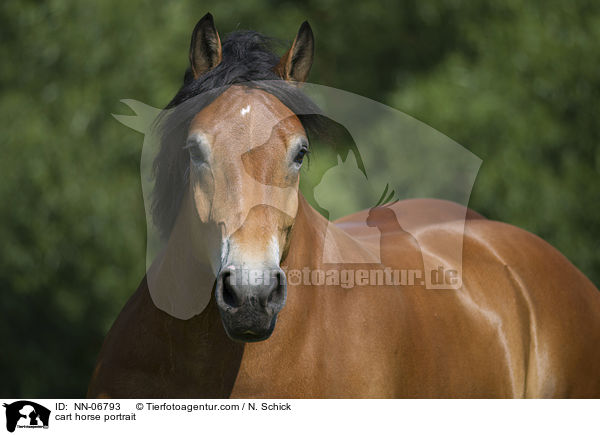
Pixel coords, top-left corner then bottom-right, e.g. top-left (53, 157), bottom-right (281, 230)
top-left (150, 14), bottom-right (316, 342)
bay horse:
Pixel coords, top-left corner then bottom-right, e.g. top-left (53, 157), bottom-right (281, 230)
top-left (88, 13), bottom-right (600, 398)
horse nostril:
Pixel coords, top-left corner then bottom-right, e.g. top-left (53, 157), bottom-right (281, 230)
top-left (221, 271), bottom-right (241, 308)
top-left (266, 270), bottom-right (286, 308)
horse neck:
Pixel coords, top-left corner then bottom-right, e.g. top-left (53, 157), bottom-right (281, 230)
top-left (281, 193), bottom-right (330, 270)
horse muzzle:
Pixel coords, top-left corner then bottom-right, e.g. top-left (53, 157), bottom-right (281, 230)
top-left (214, 265), bottom-right (287, 342)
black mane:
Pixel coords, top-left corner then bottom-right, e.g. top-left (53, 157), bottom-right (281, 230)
top-left (168, 31), bottom-right (284, 108)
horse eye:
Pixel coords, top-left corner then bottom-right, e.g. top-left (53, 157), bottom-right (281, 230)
top-left (294, 147), bottom-right (309, 165)
top-left (188, 147), bottom-right (206, 165)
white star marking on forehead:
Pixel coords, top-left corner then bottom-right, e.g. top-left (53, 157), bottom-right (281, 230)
top-left (240, 105), bottom-right (251, 116)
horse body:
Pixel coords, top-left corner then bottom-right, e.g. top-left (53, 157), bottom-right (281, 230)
top-left (88, 196), bottom-right (600, 398)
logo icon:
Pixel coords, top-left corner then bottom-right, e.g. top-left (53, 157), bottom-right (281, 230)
top-left (3, 401), bottom-right (50, 433)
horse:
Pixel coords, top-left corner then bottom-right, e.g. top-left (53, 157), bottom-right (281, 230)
top-left (87, 13), bottom-right (600, 398)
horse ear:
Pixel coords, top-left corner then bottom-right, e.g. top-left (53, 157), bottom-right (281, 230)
top-left (275, 21), bottom-right (314, 83)
top-left (189, 13), bottom-right (222, 79)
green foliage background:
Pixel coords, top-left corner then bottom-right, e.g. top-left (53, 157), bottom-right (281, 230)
top-left (1, 0), bottom-right (598, 397)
